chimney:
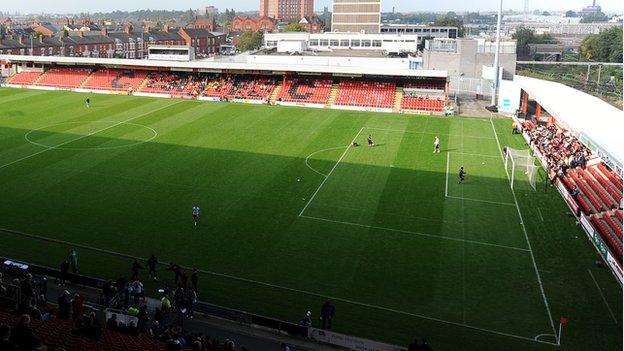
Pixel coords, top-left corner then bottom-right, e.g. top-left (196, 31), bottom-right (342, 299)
top-left (79, 31), bottom-right (84, 38)
top-left (18, 34), bottom-right (24, 44)
top-left (163, 25), bottom-right (169, 33)
top-left (39, 35), bottom-right (43, 43)
top-left (144, 25), bottom-right (150, 33)
top-left (101, 27), bottom-right (108, 36)
top-left (124, 24), bottom-right (133, 34)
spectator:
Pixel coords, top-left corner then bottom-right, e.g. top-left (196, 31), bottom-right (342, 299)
top-left (281, 343), bottom-right (292, 351)
top-left (131, 259), bottom-right (143, 280)
top-left (166, 263), bottom-right (182, 284)
top-left (59, 260), bottom-right (69, 286)
top-left (419, 338), bottom-right (433, 351)
top-left (69, 249), bottom-right (79, 273)
top-left (299, 310), bottom-right (312, 326)
top-left (58, 291), bottom-right (72, 319)
top-left (0, 325), bottom-right (11, 350)
top-left (72, 294), bottom-right (85, 321)
top-left (147, 254), bottom-right (158, 280)
top-left (320, 300), bottom-right (335, 330)
top-left (187, 289), bottom-right (197, 318)
top-left (408, 338), bottom-right (420, 351)
top-left (9, 314), bottom-right (46, 351)
top-left (191, 269), bottom-right (198, 292)
top-left (106, 314), bottom-right (119, 330)
top-left (161, 295), bottom-right (172, 313)
top-left (131, 279), bottom-right (145, 304)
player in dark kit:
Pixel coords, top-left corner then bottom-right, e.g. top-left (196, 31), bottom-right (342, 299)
top-left (367, 135), bottom-right (374, 147)
top-left (192, 205), bottom-right (201, 226)
top-left (85, 97), bottom-right (90, 108)
top-left (459, 167), bottom-right (466, 183)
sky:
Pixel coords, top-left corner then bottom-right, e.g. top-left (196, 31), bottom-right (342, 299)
top-left (0, 0), bottom-right (622, 15)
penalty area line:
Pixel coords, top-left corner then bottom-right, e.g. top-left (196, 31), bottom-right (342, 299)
top-left (0, 225), bottom-right (555, 347)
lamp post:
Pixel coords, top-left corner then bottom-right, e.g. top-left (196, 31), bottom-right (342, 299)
top-left (490, 0), bottom-right (503, 108)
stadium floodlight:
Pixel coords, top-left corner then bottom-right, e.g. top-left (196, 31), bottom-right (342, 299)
top-left (504, 147), bottom-right (539, 191)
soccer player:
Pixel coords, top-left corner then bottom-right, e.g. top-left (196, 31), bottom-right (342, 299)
top-left (85, 97), bottom-right (90, 108)
top-left (367, 135), bottom-right (374, 147)
top-left (459, 167), bottom-right (466, 183)
top-left (433, 136), bottom-right (440, 153)
top-left (192, 205), bottom-right (201, 226)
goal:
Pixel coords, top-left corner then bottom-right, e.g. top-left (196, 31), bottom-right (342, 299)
top-left (504, 147), bottom-right (539, 191)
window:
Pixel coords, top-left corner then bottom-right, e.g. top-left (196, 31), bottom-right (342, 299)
top-left (330, 39), bottom-right (339, 47)
top-left (372, 40), bottom-right (381, 47)
top-left (351, 39), bottom-right (360, 47)
top-left (319, 39), bottom-right (328, 46)
top-left (310, 39), bottom-right (319, 46)
top-left (340, 39), bottom-right (349, 47)
top-left (362, 40), bottom-right (371, 47)
top-left (48, 47), bottom-right (53, 55)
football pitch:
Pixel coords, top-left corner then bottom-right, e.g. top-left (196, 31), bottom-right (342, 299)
top-left (0, 88), bottom-right (621, 350)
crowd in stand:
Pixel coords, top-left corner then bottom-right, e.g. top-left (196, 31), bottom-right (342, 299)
top-left (2, 248), bottom-right (434, 351)
top-left (524, 122), bottom-right (591, 179)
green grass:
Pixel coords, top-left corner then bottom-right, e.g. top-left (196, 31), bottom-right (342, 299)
top-left (0, 87), bottom-right (621, 351)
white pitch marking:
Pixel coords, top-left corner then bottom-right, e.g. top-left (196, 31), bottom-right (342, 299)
top-left (298, 127), bottom-right (364, 217)
top-left (300, 214), bottom-right (530, 252)
top-left (588, 269), bottom-right (618, 324)
top-left (0, 225), bottom-right (555, 346)
top-left (537, 207), bottom-right (545, 222)
top-left (304, 146), bottom-right (346, 177)
top-left (0, 101), bottom-right (181, 171)
top-left (490, 117), bottom-right (558, 338)
top-left (24, 120), bottom-right (159, 151)
top-left (445, 151), bottom-right (450, 197)
top-left (445, 195), bottom-right (515, 207)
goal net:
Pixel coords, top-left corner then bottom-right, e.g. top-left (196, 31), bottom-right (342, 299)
top-left (504, 147), bottom-right (539, 191)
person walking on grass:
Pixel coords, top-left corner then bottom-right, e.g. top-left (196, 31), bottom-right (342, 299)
top-left (433, 136), bottom-right (440, 153)
top-left (86, 97), bottom-right (91, 108)
top-left (367, 135), bottom-right (374, 147)
top-left (147, 254), bottom-right (158, 281)
top-left (459, 166), bottom-right (466, 183)
top-left (69, 249), bottom-right (78, 273)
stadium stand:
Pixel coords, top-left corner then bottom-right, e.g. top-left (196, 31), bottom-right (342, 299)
top-left (276, 78), bottom-right (333, 105)
top-left (34, 67), bottom-right (92, 89)
top-left (225, 76), bottom-right (276, 101)
top-left (83, 69), bottom-right (148, 91)
top-left (334, 80), bottom-right (396, 109)
top-left (8, 71), bottom-right (42, 85)
top-left (401, 81), bottom-right (446, 112)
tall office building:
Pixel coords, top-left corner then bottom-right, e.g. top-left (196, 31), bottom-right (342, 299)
top-left (260, 0), bottom-right (314, 22)
top-left (331, 0), bottom-right (381, 33)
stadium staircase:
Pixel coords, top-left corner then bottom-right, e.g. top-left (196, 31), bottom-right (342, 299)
top-left (326, 83), bottom-right (339, 108)
top-left (136, 75), bottom-right (150, 92)
top-left (269, 84), bottom-right (282, 103)
top-left (393, 86), bottom-right (403, 113)
top-left (79, 70), bottom-right (96, 88)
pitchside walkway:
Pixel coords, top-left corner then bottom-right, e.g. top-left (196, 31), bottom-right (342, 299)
top-left (2, 270), bottom-right (346, 351)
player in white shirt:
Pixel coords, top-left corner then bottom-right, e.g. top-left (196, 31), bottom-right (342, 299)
top-left (192, 205), bottom-right (201, 226)
top-left (433, 136), bottom-right (440, 153)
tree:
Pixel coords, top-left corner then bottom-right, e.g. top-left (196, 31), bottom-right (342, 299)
top-left (284, 23), bottom-right (306, 32)
top-left (237, 31), bottom-right (263, 52)
top-left (579, 26), bottom-right (623, 62)
top-left (433, 16), bottom-right (464, 37)
top-left (565, 10), bottom-right (577, 17)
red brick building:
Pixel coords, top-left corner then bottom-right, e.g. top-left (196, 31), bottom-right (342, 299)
top-left (230, 16), bottom-right (277, 33)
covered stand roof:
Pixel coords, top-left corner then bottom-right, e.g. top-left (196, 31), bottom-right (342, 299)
top-left (514, 75), bottom-right (624, 171)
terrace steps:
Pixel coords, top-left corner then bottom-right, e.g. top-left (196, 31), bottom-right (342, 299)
top-left (79, 70), bottom-right (96, 88)
top-left (393, 87), bottom-right (403, 113)
top-left (269, 84), bottom-right (282, 103)
top-left (137, 74), bottom-right (150, 92)
top-left (32, 71), bottom-right (47, 85)
top-left (326, 83), bottom-right (339, 108)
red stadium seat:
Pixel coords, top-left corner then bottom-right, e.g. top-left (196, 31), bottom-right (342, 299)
top-left (276, 78), bottom-right (332, 105)
top-left (34, 67), bottom-right (92, 88)
top-left (83, 69), bottom-right (147, 91)
top-left (9, 71), bottom-right (42, 85)
top-left (334, 81), bottom-right (396, 109)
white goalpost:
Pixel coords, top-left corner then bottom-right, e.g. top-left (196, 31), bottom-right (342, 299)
top-left (504, 147), bottom-right (539, 191)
